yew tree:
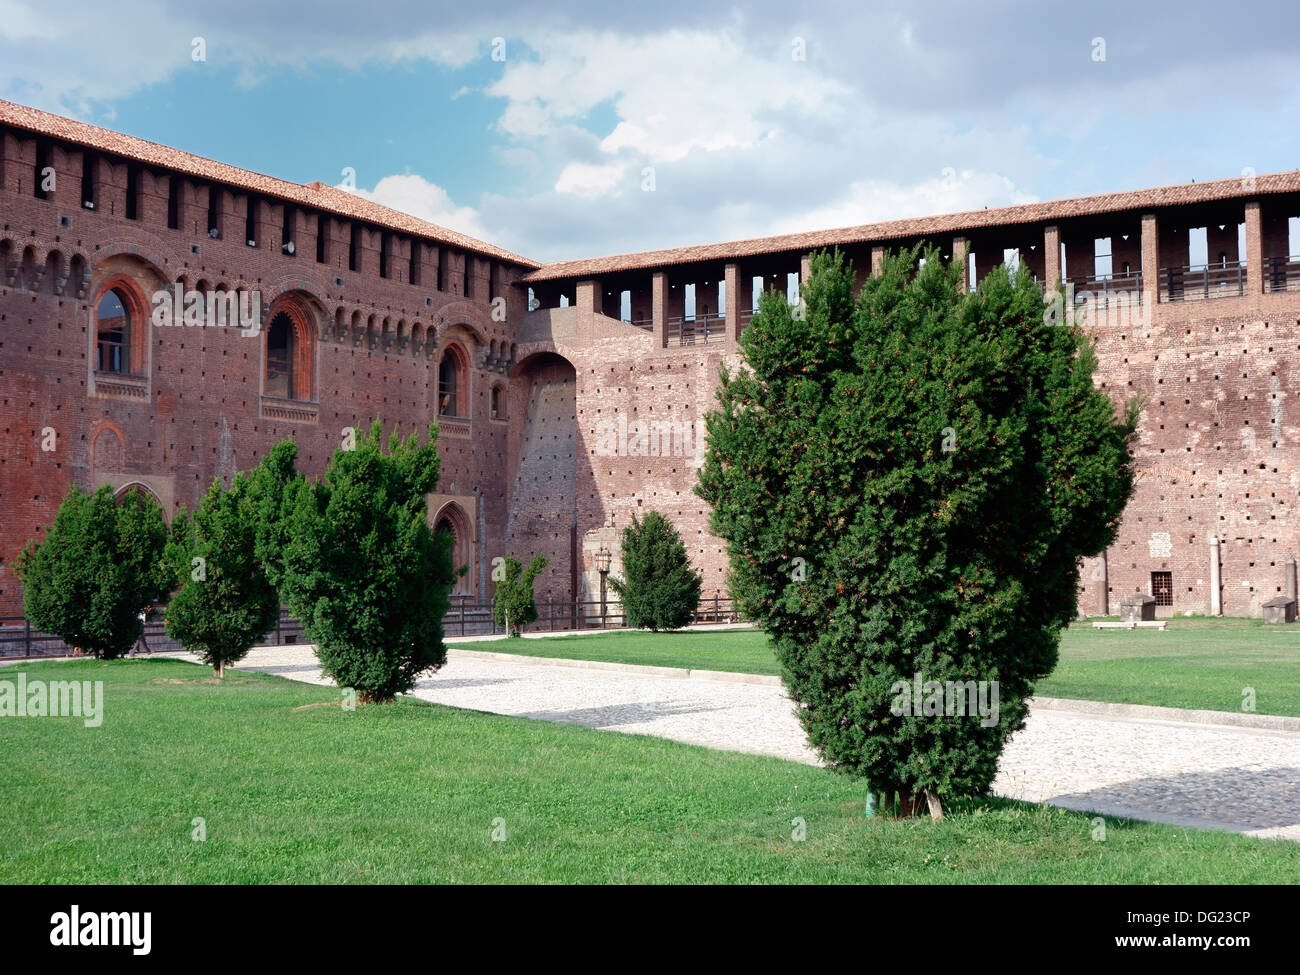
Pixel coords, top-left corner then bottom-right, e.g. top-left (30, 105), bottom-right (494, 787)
top-left (282, 420), bottom-right (455, 702)
top-left (15, 484), bottom-right (174, 659)
top-left (609, 511), bottom-right (702, 631)
top-left (164, 473), bottom-right (280, 677)
top-left (697, 249), bottom-right (1138, 818)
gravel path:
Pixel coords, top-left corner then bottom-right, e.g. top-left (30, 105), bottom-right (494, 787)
top-left (174, 644), bottom-right (1300, 841)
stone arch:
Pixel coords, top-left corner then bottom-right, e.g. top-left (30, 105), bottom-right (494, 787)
top-left (437, 338), bottom-right (471, 417)
top-left (264, 291), bottom-right (319, 401)
top-left (90, 421), bottom-right (126, 476)
top-left (433, 500), bottom-right (473, 596)
top-left (0, 238), bottom-right (14, 287)
top-left (19, 245), bottom-right (38, 291)
top-left (91, 269), bottom-right (153, 377)
top-left (113, 481), bottom-right (168, 523)
top-left (68, 253), bottom-right (89, 298)
top-left (43, 249), bottom-right (65, 296)
top-left (505, 350), bottom-right (579, 603)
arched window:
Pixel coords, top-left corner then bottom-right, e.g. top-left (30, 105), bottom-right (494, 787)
top-left (265, 312), bottom-right (293, 399)
top-left (491, 384), bottom-right (506, 420)
top-left (96, 289), bottom-right (130, 374)
top-left (434, 504), bottom-right (471, 594)
top-left (439, 347), bottom-right (465, 417)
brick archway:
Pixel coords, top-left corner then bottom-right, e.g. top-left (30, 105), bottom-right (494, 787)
top-left (433, 501), bottom-right (473, 595)
top-left (264, 293), bottom-right (318, 402)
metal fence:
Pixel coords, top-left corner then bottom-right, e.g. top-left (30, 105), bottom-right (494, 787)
top-left (0, 594), bottom-right (745, 659)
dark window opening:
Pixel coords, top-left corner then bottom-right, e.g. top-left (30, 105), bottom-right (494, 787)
top-left (438, 352), bottom-right (462, 417)
top-left (96, 289), bottom-right (129, 374)
top-left (125, 163), bottom-right (140, 220)
top-left (1152, 571), bottom-right (1173, 607)
top-left (245, 195), bottom-right (258, 246)
top-left (435, 248), bottom-right (444, 291)
top-left (281, 205), bottom-right (294, 254)
top-left (379, 232), bottom-right (390, 279)
top-left (207, 186), bottom-right (222, 239)
top-left (81, 150), bottom-right (95, 209)
top-left (490, 385), bottom-right (505, 420)
top-left (488, 261), bottom-right (496, 302)
top-left (349, 223), bottom-right (360, 272)
top-left (167, 175), bottom-right (180, 230)
top-left (34, 139), bottom-right (52, 200)
top-left (265, 312), bottom-right (293, 399)
top-left (463, 255), bottom-right (473, 300)
top-left (316, 214), bottom-right (327, 264)
top-left (409, 239), bottom-right (421, 286)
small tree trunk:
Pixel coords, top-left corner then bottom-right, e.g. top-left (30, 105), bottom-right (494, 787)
top-left (925, 790), bottom-right (944, 822)
top-left (214, 660), bottom-right (224, 679)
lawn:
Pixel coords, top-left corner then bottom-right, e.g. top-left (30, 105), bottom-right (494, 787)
top-left (453, 617), bottom-right (1300, 717)
top-left (2, 658), bottom-right (1295, 884)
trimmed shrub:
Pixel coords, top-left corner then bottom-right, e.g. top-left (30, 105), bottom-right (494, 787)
top-left (15, 484), bottom-right (174, 659)
top-left (282, 420), bottom-right (455, 703)
top-left (609, 511), bottom-right (702, 631)
top-left (697, 248), bottom-right (1138, 818)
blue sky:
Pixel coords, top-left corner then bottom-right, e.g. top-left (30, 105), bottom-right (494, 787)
top-left (2, 1), bottom-right (1298, 263)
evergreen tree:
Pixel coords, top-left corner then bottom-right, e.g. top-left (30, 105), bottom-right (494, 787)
top-left (609, 511), bottom-right (702, 631)
top-left (15, 484), bottom-right (174, 659)
top-left (245, 439), bottom-right (308, 592)
top-left (492, 556), bottom-right (549, 637)
top-left (282, 420), bottom-right (455, 703)
top-left (164, 474), bottom-right (280, 677)
top-left (697, 249), bottom-right (1138, 818)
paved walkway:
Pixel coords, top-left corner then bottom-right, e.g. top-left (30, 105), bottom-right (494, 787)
top-left (173, 644), bottom-right (1300, 841)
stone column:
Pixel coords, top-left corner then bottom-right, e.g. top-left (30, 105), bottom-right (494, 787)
top-left (1140, 213), bottom-right (1160, 310)
top-left (1244, 200), bottom-right (1263, 302)
top-left (1098, 550), bottom-right (1109, 616)
top-left (652, 271), bottom-right (667, 349)
top-left (871, 245), bottom-right (886, 278)
top-left (1209, 536), bottom-right (1222, 616)
top-left (1044, 225), bottom-right (1061, 288)
top-left (952, 237), bottom-right (970, 294)
top-left (575, 279), bottom-right (600, 314)
top-left (724, 262), bottom-right (742, 343)
top-left (1287, 555), bottom-right (1297, 604)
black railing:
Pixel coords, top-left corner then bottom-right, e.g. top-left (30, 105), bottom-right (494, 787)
top-left (666, 312), bottom-right (725, 346)
top-left (1066, 271), bottom-right (1143, 309)
top-left (0, 595), bottom-right (745, 659)
top-left (0, 613), bottom-right (306, 661)
top-left (1264, 255), bottom-right (1300, 293)
top-left (1161, 261), bottom-right (1245, 302)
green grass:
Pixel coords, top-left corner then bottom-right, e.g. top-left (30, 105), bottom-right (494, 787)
top-left (2, 658), bottom-right (1295, 883)
top-left (453, 617), bottom-right (1300, 717)
top-left (457, 628), bottom-right (782, 675)
top-left (1038, 616), bottom-right (1300, 716)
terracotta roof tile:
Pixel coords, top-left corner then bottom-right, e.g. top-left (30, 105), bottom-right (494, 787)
top-left (0, 98), bottom-right (538, 268)
top-left (524, 170), bottom-right (1300, 282)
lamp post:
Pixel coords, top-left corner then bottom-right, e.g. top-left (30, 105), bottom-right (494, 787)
top-left (595, 546), bottom-right (611, 627)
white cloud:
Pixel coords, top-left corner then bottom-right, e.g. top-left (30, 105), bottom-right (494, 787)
top-left (554, 161), bottom-right (627, 197)
top-left (348, 173), bottom-right (491, 242)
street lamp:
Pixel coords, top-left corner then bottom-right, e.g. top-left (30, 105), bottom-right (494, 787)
top-left (595, 546), bottom-right (612, 626)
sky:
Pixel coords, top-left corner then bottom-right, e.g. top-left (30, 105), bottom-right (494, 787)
top-left (2, 0), bottom-right (1298, 264)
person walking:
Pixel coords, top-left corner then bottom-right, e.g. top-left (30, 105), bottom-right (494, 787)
top-left (131, 605), bottom-right (152, 656)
